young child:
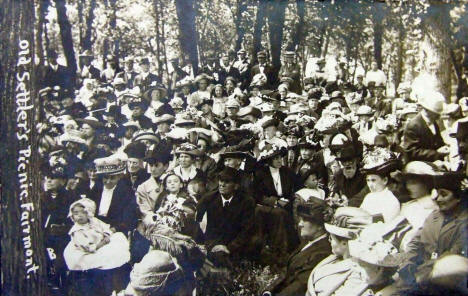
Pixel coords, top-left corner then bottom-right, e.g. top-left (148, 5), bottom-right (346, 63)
top-left (68, 198), bottom-right (112, 253)
top-left (64, 198), bottom-right (130, 271)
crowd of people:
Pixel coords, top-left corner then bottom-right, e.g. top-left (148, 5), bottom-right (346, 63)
top-left (37, 47), bottom-right (468, 295)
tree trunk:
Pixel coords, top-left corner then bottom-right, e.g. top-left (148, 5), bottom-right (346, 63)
top-left (234, 0), bottom-right (248, 52)
top-left (160, 1), bottom-right (169, 82)
top-left (175, 0), bottom-right (199, 74)
top-left (55, 0), bottom-right (77, 79)
top-left (110, 0), bottom-right (118, 57)
top-left (154, 0), bottom-right (162, 79)
top-left (1, 0), bottom-right (47, 294)
top-left (77, 0), bottom-right (84, 49)
top-left (267, 0), bottom-right (287, 77)
top-left (83, 0), bottom-right (96, 51)
top-left (373, 22), bottom-right (383, 68)
top-left (35, 0), bottom-right (45, 66)
top-left (251, 0), bottom-right (267, 64)
top-left (290, 0), bottom-right (305, 50)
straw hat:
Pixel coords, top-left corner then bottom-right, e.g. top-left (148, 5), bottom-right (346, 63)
top-left (94, 155), bottom-right (126, 175)
top-left (324, 207), bottom-right (372, 239)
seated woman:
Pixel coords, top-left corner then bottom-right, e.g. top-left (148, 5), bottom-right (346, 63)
top-left (359, 148), bottom-right (401, 223)
top-left (392, 169), bottom-right (467, 294)
top-left (64, 198), bottom-right (131, 295)
top-left (172, 143), bottom-right (205, 190)
top-left (307, 207), bottom-right (372, 296)
top-left (254, 141), bottom-right (301, 261)
top-left (332, 237), bottom-right (399, 295)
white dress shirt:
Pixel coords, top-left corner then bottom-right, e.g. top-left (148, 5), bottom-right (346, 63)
top-left (98, 185), bottom-right (116, 217)
top-left (269, 166), bottom-right (283, 196)
top-left (221, 195), bottom-right (234, 207)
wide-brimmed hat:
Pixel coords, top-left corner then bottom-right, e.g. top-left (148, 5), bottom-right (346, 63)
top-left (94, 155), bottom-right (126, 175)
top-left (324, 207), bottom-right (372, 239)
top-left (288, 103), bottom-right (309, 115)
top-left (261, 117), bottom-right (279, 129)
top-left (123, 121), bottom-right (141, 130)
top-left (95, 133), bottom-right (121, 149)
top-left (124, 141), bottom-right (147, 159)
top-left (237, 106), bottom-right (262, 119)
top-left (279, 76), bottom-right (294, 85)
top-left (441, 103), bottom-right (461, 119)
top-left (43, 163), bottom-right (69, 179)
top-left (418, 91), bottom-right (445, 114)
top-left (129, 250), bottom-right (184, 295)
top-left (174, 142), bottom-right (200, 157)
top-left (293, 188), bottom-right (325, 223)
top-left (196, 98), bottom-right (213, 109)
top-left (112, 77), bottom-right (126, 87)
top-left (219, 145), bottom-right (249, 160)
top-left (154, 114), bottom-right (175, 125)
top-left (225, 98), bottom-right (241, 109)
top-left (144, 82), bottom-right (168, 100)
top-left (174, 114), bottom-right (196, 128)
top-left (284, 125), bottom-right (304, 138)
top-left (225, 76), bottom-right (237, 85)
top-left (175, 77), bottom-right (193, 89)
top-left (194, 73), bottom-right (213, 84)
top-left (361, 147), bottom-right (399, 175)
top-left (297, 136), bottom-right (320, 150)
top-left (76, 116), bottom-right (105, 129)
top-left (396, 82), bottom-right (411, 95)
top-left (59, 130), bottom-right (88, 150)
top-left (356, 105), bottom-right (374, 116)
top-left (127, 96), bottom-right (148, 111)
top-left (335, 145), bottom-right (360, 162)
top-left (250, 73), bottom-right (267, 88)
top-left (257, 140), bottom-right (288, 163)
top-left (144, 144), bottom-right (173, 165)
top-left (132, 129), bottom-right (159, 143)
top-left (348, 238), bottom-right (400, 267)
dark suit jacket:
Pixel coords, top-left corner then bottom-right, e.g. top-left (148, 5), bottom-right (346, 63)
top-left (254, 166), bottom-right (300, 209)
top-left (268, 236), bottom-right (331, 295)
top-left (196, 190), bottom-right (255, 255)
top-left (133, 72), bottom-right (162, 93)
top-left (90, 178), bottom-right (139, 234)
top-left (217, 65), bottom-right (241, 85)
top-left (401, 114), bottom-right (445, 162)
top-left (124, 169), bottom-right (151, 192)
top-left (40, 64), bottom-right (74, 91)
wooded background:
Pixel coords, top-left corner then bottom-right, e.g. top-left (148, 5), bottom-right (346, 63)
top-left (1, 0), bottom-right (467, 294)
top-left (35, 0), bottom-right (468, 100)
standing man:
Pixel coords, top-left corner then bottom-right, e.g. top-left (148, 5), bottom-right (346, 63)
top-left (133, 57), bottom-right (161, 94)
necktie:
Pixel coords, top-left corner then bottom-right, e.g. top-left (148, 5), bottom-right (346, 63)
top-left (224, 201), bottom-right (230, 208)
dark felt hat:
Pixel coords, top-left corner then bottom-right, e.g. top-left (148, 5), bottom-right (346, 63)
top-left (124, 142), bottom-right (147, 159)
top-left (218, 167), bottom-right (241, 183)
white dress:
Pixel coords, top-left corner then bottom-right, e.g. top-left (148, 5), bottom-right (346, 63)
top-left (64, 217), bottom-right (130, 271)
top-left (360, 188), bottom-right (400, 223)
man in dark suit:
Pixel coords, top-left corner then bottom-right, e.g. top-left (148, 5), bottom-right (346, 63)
top-left (251, 50), bottom-right (277, 90)
top-left (133, 57), bottom-right (162, 94)
top-left (40, 49), bottom-right (74, 92)
top-left (217, 51), bottom-right (241, 85)
top-left (123, 141), bottom-right (150, 192)
top-left (196, 167), bottom-right (256, 264)
top-left (90, 156), bottom-right (138, 235)
top-left (401, 91), bottom-right (449, 163)
top-left (262, 189), bottom-right (331, 296)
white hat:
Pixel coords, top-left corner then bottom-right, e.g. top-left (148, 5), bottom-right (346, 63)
top-left (418, 91), bottom-right (445, 114)
top-left (225, 98), bottom-right (241, 108)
